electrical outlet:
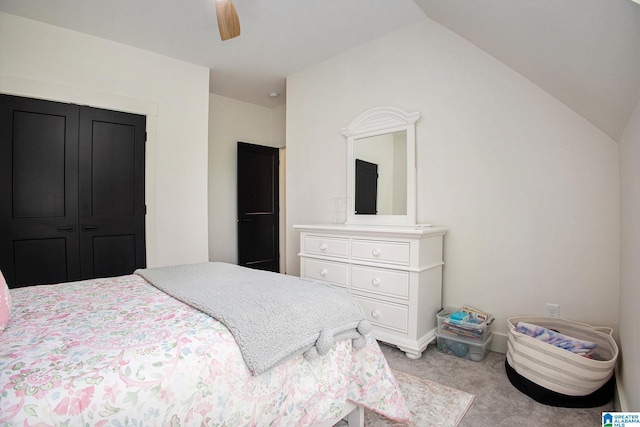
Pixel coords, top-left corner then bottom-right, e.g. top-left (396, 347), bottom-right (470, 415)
top-left (544, 303), bottom-right (560, 318)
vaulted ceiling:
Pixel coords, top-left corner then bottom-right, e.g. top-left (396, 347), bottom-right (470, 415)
top-left (415, 0), bottom-right (640, 141)
top-left (1, 0), bottom-right (638, 140)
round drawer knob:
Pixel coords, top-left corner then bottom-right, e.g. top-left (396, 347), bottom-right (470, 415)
top-left (319, 269), bottom-right (327, 277)
top-left (319, 243), bottom-right (327, 251)
top-left (372, 278), bottom-right (381, 286)
top-left (371, 310), bottom-right (380, 318)
top-left (372, 248), bottom-right (381, 256)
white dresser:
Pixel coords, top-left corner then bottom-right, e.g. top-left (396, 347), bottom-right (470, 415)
top-left (294, 224), bottom-right (447, 359)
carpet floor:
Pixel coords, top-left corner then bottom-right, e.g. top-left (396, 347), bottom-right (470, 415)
top-left (380, 341), bottom-right (613, 427)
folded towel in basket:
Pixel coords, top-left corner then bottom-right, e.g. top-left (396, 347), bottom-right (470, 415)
top-left (516, 321), bottom-right (597, 356)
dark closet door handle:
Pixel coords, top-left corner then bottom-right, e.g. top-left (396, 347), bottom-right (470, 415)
top-left (57, 225), bottom-right (75, 231)
top-left (237, 219), bottom-right (252, 223)
top-left (82, 225), bottom-right (100, 231)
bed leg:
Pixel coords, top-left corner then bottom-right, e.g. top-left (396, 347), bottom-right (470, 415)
top-left (314, 401), bottom-right (364, 427)
top-left (345, 404), bottom-right (364, 427)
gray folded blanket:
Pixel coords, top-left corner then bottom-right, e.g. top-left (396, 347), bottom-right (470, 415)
top-left (135, 262), bottom-right (371, 375)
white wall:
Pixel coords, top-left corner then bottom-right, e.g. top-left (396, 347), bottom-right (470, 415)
top-left (618, 98), bottom-right (640, 411)
top-left (286, 18), bottom-right (620, 350)
top-left (0, 12), bottom-right (210, 268)
top-left (208, 94), bottom-right (286, 267)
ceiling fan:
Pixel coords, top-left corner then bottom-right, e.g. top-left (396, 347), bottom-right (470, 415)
top-left (215, 0), bottom-right (241, 41)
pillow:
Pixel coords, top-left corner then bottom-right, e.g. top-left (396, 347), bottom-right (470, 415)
top-left (0, 270), bottom-right (10, 333)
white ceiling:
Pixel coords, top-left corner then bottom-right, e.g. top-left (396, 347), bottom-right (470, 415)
top-left (0, 0), bottom-right (426, 108)
top-left (1, 0), bottom-right (639, 140)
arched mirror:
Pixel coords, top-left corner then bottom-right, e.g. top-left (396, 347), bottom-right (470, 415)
top-left (341, 106), bottom-right (419, 225)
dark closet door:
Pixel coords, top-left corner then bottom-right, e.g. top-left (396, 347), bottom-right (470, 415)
top-left (237, 142), bottom-right (279, 272)
top-left (0, 95), bottom-right (81, 287)
top-left (78, 107), bottom-right (146, 279)
top-left (0, 94), bottom-right (146, 288)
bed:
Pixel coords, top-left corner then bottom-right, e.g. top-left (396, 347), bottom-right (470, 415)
top-left (0, 263), bottom-right (411, 426)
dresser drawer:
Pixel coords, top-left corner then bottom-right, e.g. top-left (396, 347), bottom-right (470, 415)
top-left (351, 265), bottom-right (409, 299)
top-left (353, 296), bottom-right (408, 333)
top-left (351, 239), bottom-right (410, 265)
top-left (302, 258), bottom-right (349, 288)
top-left (303, 235), bottom-right (349, 258)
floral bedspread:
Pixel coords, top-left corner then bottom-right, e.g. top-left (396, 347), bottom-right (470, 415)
top-left (0, 274), bottom-right (410, 426)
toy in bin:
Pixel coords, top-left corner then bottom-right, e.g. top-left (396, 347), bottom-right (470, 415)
top-left (449, 311), bottom-right (469, 322)
top-left (437, 332), bottom-right (492, 362)
top-left (437, 305), bottom-right (494, 342)
top-left (437, 334), bottom-right (469, 357)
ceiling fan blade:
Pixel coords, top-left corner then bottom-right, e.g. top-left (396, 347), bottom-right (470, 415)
top-left (215, 0), bottom-right (241, 41)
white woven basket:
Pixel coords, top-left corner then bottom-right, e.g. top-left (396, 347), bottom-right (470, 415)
top-left (506, 316), bottom-right (618, 396)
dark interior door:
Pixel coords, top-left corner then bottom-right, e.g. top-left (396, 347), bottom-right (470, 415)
top-left (355, 158), bottom-right (378, 215)
top-left (0, 94), bottom-right (146, 287)
top-left (78, 107), bottom-right (146, 279)
top-left (0, 95), bottom-right (81, 287)
top-left (237, 142), bottom-right (279, 272)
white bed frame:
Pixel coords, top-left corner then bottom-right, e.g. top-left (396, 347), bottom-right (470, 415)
top-left (314, 401), bottom-right (364, 427)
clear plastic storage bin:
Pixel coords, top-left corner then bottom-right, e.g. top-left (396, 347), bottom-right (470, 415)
top-left (436, 332), bottom-right (492, 362)
top-left (437, 306), bottom-right (493, 343)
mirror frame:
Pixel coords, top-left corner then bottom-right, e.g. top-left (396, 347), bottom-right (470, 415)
top-left (340, 106), bottom-right (420, 226)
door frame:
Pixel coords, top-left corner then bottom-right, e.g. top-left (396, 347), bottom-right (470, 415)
top-left (278, 148), bottom-right (286, 273)
top-left (236, 141), bottom-right (280, 272)
top-left (0, 77), bottom-right (160, 266)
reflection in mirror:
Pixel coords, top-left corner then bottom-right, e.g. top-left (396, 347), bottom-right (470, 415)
top-left (354, 131), bottom-right (407, 215)
top-left (341, 106), bottom-right (419, 225)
